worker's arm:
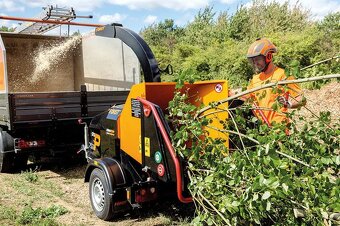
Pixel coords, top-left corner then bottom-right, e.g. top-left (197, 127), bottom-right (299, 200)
top-left (290, 94), bottom-right (306, 108)
top-left (277, 93), bottom-right (306, 109)
top-left (277, 75), bottom-right (306, 109)
top-left (229, 88), bottom-right (249, 101)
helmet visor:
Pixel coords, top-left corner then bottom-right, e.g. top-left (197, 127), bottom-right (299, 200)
top-left (248, 55), bottom-right (266, 73)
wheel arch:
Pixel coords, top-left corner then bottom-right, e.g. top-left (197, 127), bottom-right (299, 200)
top-left (85, 158), bottom-right (127, 194)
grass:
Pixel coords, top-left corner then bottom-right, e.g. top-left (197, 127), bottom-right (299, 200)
top-left (0, 169), bottom-right (68, 225)
top-left (17, 204), bottom-right (68, 225)
top-left (0, 205), bottom-right (17, 221)
top-left (0, 164), bottom-right (194, 225)
top-left (42, 180), bottom-right (64, 197)
top-left (11, 169), bottom-right (64, 198)
top-left (21, 168), bottom-right (39, 183)
top-left (0, 203), bottom-right (68, 226)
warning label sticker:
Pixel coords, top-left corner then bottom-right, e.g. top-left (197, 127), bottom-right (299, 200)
top-left (131, 99), bottom-right (141, 118)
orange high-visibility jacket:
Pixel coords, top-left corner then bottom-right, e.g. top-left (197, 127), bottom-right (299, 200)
top-left (247, 67), bottom-right (302, 124)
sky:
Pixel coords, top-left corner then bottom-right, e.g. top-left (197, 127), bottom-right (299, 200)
top-left (0, 0), bottom-right (339, 35)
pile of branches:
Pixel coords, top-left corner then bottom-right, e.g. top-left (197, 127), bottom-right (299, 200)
top-left (168, 75), bottom-right (340, 225)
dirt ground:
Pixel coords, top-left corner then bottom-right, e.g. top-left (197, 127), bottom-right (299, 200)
top-left (298, 81), bottom-right (340, 121)
top-left (0, 82), bottom-right (338, 226)
top-left (0, 160), bottom-right (194, 226)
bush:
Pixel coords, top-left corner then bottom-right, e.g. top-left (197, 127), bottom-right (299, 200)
top-left (140, 1), bottom-right (337, 86)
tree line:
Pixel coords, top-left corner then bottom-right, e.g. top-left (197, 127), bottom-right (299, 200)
top-left (140, 0), bottom-right (339, 87)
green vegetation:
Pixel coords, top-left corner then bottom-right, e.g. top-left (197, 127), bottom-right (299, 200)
top-left (9, 169), bottom-right (63, 199)
top-left (0, 205), bottom-right (17, 221)
top-left (146, 2), bottom-right (339, 223)
top-left (17, 204), bottom-right (68, 225)
top-left (0, 169), bottom-right (69, 225)
top-left (22, 168), bottom-right (39, 183)
top-left (168, 82), bottom-right (339, 225)
top-left (0, 204), bottom-right (67, 225)
top-left (141, 0), bottom-right (339, 87)
top-left (0, 26), bottom-right (15, 32)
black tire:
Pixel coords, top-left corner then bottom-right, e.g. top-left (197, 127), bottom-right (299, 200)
top-left (0, 152), bottom-right (29, 173)
top-left (0, 129), bottom-right (16, 173)
top-left (89, 168), bottom-right (114, 220)
top-left (0, 151), bottom-right (14, 173)
top-left (14, 153), bottom-right (29, 172)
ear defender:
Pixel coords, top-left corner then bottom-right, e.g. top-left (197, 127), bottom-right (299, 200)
top-left (266, 52), bottom-right (272, 63)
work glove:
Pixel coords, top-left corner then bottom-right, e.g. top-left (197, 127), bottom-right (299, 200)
top-left (277, 96), bottom-right (292, 108)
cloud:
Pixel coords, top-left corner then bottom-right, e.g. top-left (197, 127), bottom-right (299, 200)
top-left (244, 0), bottom-right (340, 20)
top-left (0, 0), bottom-right (25, 12)
top-left (108, 0), bottom-right (210, 10)
top-left (296, 0), bottom-right (340, 20)
top-left (99, 13), bottom-right (127, 24)
top-left (144, 15), bottom-right (157, 24)
top-left (219, 0), bottom-right (237, 4)
top-left (174, 13), bottom-right (195, 26)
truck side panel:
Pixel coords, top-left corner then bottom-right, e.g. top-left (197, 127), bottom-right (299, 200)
top-left (7, 91), bottom-right (128, 130)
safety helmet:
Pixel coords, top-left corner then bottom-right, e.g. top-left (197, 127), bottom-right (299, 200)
top-left (247, 38), bottom-right (277, 58)
top-left (247, 38), bottom-right (277, 72)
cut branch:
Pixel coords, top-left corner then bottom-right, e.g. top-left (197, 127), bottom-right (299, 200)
top-left (196, 74), bottom-right (340, 117)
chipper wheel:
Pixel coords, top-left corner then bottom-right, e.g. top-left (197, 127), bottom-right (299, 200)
top-left (89, 168), bottom-right (115, 220)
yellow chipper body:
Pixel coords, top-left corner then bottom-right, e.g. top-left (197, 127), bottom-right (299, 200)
top-left (119, 81), bottom-right (229, 164)
top-left (81, 25), bottom-right (229, 221)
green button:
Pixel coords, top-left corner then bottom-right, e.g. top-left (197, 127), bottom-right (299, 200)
top-left (154, 151), bottom-right (162, 163)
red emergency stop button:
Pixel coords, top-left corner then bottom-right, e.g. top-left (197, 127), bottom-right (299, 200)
top-left (157, 164), bottom-right (165, 177)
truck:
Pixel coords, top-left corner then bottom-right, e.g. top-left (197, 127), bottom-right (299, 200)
top-left (0, 22), bottom-right (143, 172)
top-left (82, 25), bottom-right (229, 220)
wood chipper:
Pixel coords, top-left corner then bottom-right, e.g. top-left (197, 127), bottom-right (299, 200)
top-left (82, 25), bottom-right (229, 220)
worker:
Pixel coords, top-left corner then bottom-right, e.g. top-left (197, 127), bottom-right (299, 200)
top-left (242, 38), bottom-right (305, 125)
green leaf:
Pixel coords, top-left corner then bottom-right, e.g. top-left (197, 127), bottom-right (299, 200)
top-left (266, 201), bottom-right (271, 211)
top-left (336, 156), bottom-right (340, 165)
top-left (205, 175), bottom-right (214, 183)
top-left (232, 201), bottom-right (240, 207)
top-left (262, 191), bottom-right (271, 200)
top-left (272, 102), bottom-right (279, 111)
top-left (265, 144), bottom-right (270, 155)
top-left (282, 183), bottom-right (289, 193)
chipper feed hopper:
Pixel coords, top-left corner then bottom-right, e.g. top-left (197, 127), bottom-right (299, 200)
top-left (83, 25), bottom-right (229, 220)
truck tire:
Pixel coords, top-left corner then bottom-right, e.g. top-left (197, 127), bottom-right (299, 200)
top-left (14, 153), bottom-right (29, 171)
top-left (89, 168), bottom-right (114, 220)
top-left (0, 129), bottom-right (15, 173)
top-left (0, 152), bottom-right (28, 173)
top-left (0, 151), bottom-right (14, 173)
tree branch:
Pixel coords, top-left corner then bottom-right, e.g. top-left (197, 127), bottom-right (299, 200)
top-left (196, 74), bottom-right (340, 117)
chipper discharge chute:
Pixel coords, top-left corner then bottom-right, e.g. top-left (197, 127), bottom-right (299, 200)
top-left (82, 25), bottom-right (229, 220)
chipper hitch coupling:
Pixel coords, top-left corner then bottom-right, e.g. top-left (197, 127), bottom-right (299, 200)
top-left (78, 119), bottom-right (91, 161)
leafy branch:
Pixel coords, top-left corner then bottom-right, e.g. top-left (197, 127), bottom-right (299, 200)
top-left (196, 74), bottom-right (340, 117)
top-left (168, 76), bottom-right (339, 225)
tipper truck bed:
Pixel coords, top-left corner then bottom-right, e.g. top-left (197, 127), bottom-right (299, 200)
top-left (0, 29), bottom-right (140, 172)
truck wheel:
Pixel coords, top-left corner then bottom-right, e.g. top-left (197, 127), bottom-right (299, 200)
top-left (14, 153), bottom-right (29, 171)
top-left (0, 152), bottom-right (14, 173)
top-left (89, 168), bottom-right (114, 220)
